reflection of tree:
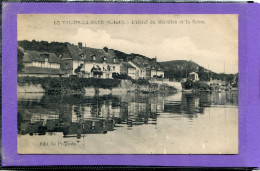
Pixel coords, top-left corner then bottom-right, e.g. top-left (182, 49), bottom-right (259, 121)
top-left (164, 93), bottom-right (205, 116)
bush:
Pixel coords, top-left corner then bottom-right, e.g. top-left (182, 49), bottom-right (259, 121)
top-left (182, 80), bottom-right (210, 90)
top-left (112, 73), bottom-right (131, 80)
top-left (131, 79), bottom-right (150, 86)
top-left (17, 77), bottom-right (121, 94)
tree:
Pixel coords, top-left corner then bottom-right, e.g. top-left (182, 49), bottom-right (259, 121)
top-left (198, 66), bottom-right (209, 81)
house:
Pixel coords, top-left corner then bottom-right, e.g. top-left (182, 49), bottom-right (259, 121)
top-left (120, 62), bottom-right (136, 79)
top-left (188, 72), bottom-right (199, 81)
top-left (124, 55), bottom-right (164, 80)
top-left (148, 58), bottom-right (164, 79)
top-left (60, 43), bottom-right (121, 78)
top-left (128, 61), bottom-right (146, 79)
top-left (156, 68), bottom-right (164, 78)
top-left (19, 48), bottom-right (64, 77)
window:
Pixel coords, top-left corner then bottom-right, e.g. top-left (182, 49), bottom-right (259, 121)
top-left (80, 54), bottom-right (84, 60)
top-left (113, 57), bottom-right (116, 63)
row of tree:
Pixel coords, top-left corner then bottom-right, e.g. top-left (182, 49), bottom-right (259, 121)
top-left (18, 40), bottom-right (68, 55)
top-left (165, 66), bottom-right (238, 85)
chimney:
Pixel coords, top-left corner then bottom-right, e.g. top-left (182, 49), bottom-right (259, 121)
top-left (152, 57), bottom-right (157, 63)
top-left (127, 56), bottom-right (132, 62)
top-left (78, 42), bottom-right (83, 49)
top-left (103, 46), bottom-right (108, 53)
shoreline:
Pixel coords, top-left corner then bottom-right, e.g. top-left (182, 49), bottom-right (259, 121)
top-left (17, 77), bottom-right (178, 95)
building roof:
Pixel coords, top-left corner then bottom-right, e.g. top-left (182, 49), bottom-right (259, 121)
top-left (22, 67), bottom-right (65, 75)
top-left (65, 44), bottom-right (120, 64)
top-left (130, 61), bottom-right (146, 69)
top-left (23, 50), bottom-right (61, 64)
top-left (147, 59), bottom-right (164, 71)
top-left (129, 55), bottom-right (164, 71)
top-left (189, 72), bottom-right (198, 75)
top-left (122, 62), bottom-right (135, 69)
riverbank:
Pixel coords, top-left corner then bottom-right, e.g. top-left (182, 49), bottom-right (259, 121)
top-left (17, 77), bottom-right (177, 95)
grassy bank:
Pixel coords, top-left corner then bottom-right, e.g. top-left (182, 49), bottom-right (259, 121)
top-left (18, 77), bottom-right (177, 95)
top-left (18, 77), bottom-right (121, 95)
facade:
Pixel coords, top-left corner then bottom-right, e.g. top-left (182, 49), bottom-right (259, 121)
top-left (18, 43), bottom-right (165, 80)
top-left (188, 72), bottom-right (199, 81)
top-left (120, 62), bottom-right (136, 79)
top-left (19, 48), bottom-right (64, 77)
top-left (150, 67), bottom-right (157, 78)
top-left (146, 64), bottom-right (164, 79)
top-left (61, 43), bottom-right (120, 79)
top-left (125, 55), bottom-right (164, 80)
top-left (156, 68), bottom-right (164, 78)
top-left (128, 61), bottom-right (146, 79)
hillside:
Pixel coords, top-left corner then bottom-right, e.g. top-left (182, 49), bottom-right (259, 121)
top-left (159, 60), bottom-right (237, 83)
top-left (159, 60), bottom-right (202, 71)
top-left (159, 60), bottom-right (202, 81)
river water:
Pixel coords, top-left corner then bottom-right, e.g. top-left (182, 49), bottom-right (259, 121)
top-left (17, 90), bottom-right (238, 154)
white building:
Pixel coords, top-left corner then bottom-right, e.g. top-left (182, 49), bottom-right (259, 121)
top-left (61, 43), bottom-right (120, 78)
top-left (120, 62), bottom-right (136, 79)
top-left (19, 48), bottom-right (64, 77)
top-left (128, 61), bottom-right (146, 79)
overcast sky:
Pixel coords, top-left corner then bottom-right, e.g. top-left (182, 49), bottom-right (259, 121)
top-left (18, 14), bottom-right (238, 74)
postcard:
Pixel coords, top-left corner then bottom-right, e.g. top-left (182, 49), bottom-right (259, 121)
top-left (17, 14), bottom-right (238, 154)
top-left (2, 2), bottom-right (260, 167)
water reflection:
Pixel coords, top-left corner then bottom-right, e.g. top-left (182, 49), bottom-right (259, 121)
top-left (18, 91), bottom-right (238, 139)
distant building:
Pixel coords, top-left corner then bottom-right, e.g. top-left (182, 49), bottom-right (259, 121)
top-left (128, 61), bottom-right (146, 79)
top-left (126, 55), bottom-right (164, 80)
top-left (60, 43), bottom-right (120, 78)
top-left (120, 62), bottom-right (136, 79)
top-left (156, 67), bottom-right (164, 78)
top-left (19, 48), bottom-right (64, 77)
top-left (188, 72), bottom-right (199, 81)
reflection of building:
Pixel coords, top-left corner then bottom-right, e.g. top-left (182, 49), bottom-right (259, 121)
top-left (18, 93), bottom-right (164, 138)
top-left (156, 97), bottom-right (165, 112)
top-left (31, 114), bottom-right (59, 124)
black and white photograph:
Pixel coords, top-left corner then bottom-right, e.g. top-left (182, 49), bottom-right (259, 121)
top-left (17, 14), bottom-right (238, 154)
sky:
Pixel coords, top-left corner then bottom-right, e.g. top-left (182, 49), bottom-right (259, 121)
top-left (18, 14), bottom-right (238, 74)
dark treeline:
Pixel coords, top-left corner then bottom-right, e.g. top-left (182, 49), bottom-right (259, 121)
top-left (18, 40), bottom-right (69, 56)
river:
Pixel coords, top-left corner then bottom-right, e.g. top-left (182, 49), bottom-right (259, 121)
top-left (17, 90), bottom-right (238, 154)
